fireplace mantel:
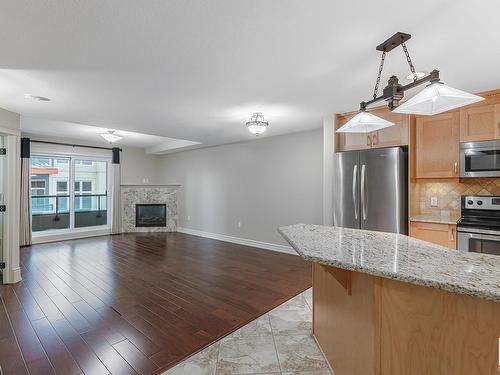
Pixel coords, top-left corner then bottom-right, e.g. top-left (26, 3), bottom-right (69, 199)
top-left (121, 185), bottom-right (178, 233)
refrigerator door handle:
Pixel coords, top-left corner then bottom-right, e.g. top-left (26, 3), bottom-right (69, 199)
top-left (361, 164), bottom-right (367, 220)
top-left (352, 164), bottom-right (358, 220)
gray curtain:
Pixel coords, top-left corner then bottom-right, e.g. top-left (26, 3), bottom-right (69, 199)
top-left (111, 148), bottom-right (122, 234)
top-left (19, 138), bottom-right (32, 246)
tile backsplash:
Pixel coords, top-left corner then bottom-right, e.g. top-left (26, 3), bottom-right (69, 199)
top-left (417, 178), bottom-right (500, 215)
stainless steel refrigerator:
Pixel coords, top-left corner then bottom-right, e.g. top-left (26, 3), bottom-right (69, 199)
top-left (333, 147), bottom-right (408, 234)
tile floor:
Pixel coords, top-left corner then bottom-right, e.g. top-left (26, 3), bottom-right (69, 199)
top-left (162, 288), bottom-right (332, 375)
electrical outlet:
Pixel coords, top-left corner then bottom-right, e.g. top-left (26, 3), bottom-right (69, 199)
top-left (187, 215), bottom-right (191, 221)
top-left (142, 178), bottom-right (150, 183)
top-left (237, 221), bottom-right (242, 228)
top-left (430, 197), bottom-right (438, 207)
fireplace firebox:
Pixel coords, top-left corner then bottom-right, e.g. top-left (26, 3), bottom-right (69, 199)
top-left (135, 204), bottom-right (167, 227)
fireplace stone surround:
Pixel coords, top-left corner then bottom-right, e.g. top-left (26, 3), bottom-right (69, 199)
top-left (121, 185), bottom-right (179, 233)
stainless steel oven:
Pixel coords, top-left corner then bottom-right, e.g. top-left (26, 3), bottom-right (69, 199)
top-left (460, 140), bottom-right (500, 177)
top-left (458, 228), bottom-right (500, 255)
top-left (457, 196), bottom-right (500, 255)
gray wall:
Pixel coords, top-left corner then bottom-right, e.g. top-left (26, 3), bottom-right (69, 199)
top-left (120, 147), bottom-right (162, 185)
top-left (158, 129), bottom-right (323, 246)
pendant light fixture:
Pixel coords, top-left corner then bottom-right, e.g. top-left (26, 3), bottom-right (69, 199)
top-left (246, 112), bottom-right (269, 135)
top-left (100, 130), bottom-right (123, 143)
top-left (337, 32), bottom-right (484, 133)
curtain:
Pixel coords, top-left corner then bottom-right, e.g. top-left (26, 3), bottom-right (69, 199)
top-left (111, 148), bottom-right (122, 234)
top-left (19, 138), bottom-right (32, 246)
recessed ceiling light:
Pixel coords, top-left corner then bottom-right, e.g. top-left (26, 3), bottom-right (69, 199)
top-left (24, 94), bottom-right (51, 101)
top-left (100, 130), bottom-right (123, 143)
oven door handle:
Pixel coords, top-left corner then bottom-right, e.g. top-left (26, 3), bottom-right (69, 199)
top-left (464, 232), bottom-right (500, 241)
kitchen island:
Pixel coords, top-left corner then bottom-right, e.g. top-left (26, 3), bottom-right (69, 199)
top-left (279, 224), bottom-right (500, 375)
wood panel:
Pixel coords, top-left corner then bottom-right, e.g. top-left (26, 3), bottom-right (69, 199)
top-left (369, 107), bottom-right (409, 149)
top-left (336, 113), bottom-right (369, 151)
top-left (416, 111), bottom-right (460, 178)
top-left (409, 222), bottom-right (457, 249)
top-left (380, 278), bottom-right (500, 375)
top-left (460, 104), bottom-right (500, 142)
top-left (313, 263), bottom-right (380, 375)
top-left (0, 232), bottom-right (311, 374)
top-left (313, 264), bottom-right (500, 375)
top-left (335, 107), bottom-right (409, 152)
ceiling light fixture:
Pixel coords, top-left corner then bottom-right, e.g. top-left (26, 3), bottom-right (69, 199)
top-left (24, 94), bottom-right (51, 101)
top-left (337, 32), bottom-right (484, 134)
top-left (100, 130), bottom-right (123, 143)
top-left (246, 112), bottom-right (269, 135)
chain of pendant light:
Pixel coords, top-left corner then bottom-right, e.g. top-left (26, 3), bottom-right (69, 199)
top-left (372, 41), bottom-right (420, 100)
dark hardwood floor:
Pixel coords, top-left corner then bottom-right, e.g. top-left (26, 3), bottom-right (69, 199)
top-left (0, 232), bottom-right (311, 374)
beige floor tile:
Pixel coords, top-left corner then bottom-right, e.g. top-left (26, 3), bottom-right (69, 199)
top-left (163, 342), bottom-right (220, 375)
top-left (216, 336), bottom-right (280, 374)
top-left (275, 335), bottom-right (330, 373)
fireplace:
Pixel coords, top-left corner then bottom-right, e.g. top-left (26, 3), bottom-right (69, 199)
top-left (135, 204), bottom-right (167, 227)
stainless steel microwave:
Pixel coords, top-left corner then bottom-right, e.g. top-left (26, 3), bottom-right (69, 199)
top-left (460, 140), bottom-right (500, 177)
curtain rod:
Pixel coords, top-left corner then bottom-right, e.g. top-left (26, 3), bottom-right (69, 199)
top-left (30, 139), bottom-right (122, 152)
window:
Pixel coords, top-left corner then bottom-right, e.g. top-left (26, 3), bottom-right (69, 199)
top-left (31, 180), bottom-right (47, 196)
top-left (75, 160), bottom-right (94, 166)
top-left (75, 180), bottom-right (94, 211)
top-left (56, 181), bottom-right (68, 193)
top-left (31, 155), bottom-right (109, 233)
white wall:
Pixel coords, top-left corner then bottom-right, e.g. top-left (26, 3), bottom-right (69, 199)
top-left (0, 107), bottom-right (21, 284)
top-left (158, 129), bottom-right (323, 247)
top-left (0, 108), bottom-right (21, 133)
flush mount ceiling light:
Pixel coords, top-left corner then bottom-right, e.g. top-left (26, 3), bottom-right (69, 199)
top-left (246, 112), bottom-right (269, 135)
top-left (337, 32), bottom-right (484, 134)
top-left (24, 93), bottom-right (51, 101)
top-left (100, 130), bottom-right (123, 143)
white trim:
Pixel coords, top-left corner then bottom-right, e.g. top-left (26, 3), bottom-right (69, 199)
top-left (177, 227), bottom-right (296, 255)
top-left (32, 228), bottom-right (111, 244)
top-left (2, 134), bottom-right (21, 284)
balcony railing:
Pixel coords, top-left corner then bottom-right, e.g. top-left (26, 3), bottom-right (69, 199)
top-left (32, 194), bottom-right (108, 232)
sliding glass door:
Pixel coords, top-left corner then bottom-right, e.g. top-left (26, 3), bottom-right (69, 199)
top-left (31, 155), bottom-right (109, 233)
top-left (73, 159), bottom-right (108, 228)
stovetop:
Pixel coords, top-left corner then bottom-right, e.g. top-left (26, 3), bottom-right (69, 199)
top-left (458, 195), bottom-right (500, 232)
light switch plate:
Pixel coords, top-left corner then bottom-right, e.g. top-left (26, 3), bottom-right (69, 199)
top-left (430, 197), bottom-right (438, 207)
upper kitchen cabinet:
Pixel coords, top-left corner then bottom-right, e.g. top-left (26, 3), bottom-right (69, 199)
top-left (460, 103), bottom-right (500, 142)
top-left (368, 107), bottom-right (409, 149)
top-left (416, 111), bottom-right (460, 178)
top-left (336, 113), bottom-right (368, 151)
top-left (336, 107), bottom-right (409, 152)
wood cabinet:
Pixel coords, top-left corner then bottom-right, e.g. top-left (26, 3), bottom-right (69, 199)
top-left (460, 103), bottom-right (500, 142)
top-left (336, 108), bottom-right (409, 152)
top-left (415, 111), bottom-right (460, 178)
top-left (368, 107), bottom-right (409, 149)
top-left (336, 113), bottom-right (368, 151)
top-left (409, 221), bottom-right (457, 249)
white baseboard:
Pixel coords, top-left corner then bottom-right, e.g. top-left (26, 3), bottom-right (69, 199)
top-left (177, 227), bottom-right (296, 255)
top-left (32, 228), bottom-right (111, 244)
top-left (2, 267), bottom-right (22, 284)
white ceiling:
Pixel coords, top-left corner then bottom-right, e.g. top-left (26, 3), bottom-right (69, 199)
top-left (20, 116), bottom-right (202, 152)
top-left (1, 1), bottom-right (500, 150)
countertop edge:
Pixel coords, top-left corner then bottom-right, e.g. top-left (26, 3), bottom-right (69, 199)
top-left (278, 226), bottom-right (500, 304)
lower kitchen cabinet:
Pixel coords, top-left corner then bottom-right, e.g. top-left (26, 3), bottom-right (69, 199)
top-left (409, 221), bottom-right (457, 249)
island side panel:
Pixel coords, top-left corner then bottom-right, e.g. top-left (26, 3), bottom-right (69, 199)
top-left (380, 278), bottom-right (500, 375)
top-left (313, 263), bottom-right (381, 375)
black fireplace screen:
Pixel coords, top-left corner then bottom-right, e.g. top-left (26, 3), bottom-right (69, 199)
top-left (135, 204), bottom-right (167, 227)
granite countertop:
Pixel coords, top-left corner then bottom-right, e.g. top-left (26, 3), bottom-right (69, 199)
top-left (278, 224), bottom-right (500, 303)
top-left (410, 214), bottom-right (459, 225)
